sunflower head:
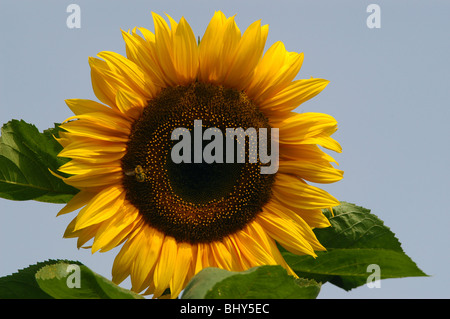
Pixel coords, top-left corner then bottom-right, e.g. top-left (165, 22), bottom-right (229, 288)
top-left (56, 11), bottom-right (343, 298)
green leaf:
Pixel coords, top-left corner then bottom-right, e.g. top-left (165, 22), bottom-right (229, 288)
top-left (182, 265), bottom-right (321, 299)
top-left (35, 261), bottom-right (143, 299)
top-left (0, 259), bottom-right (143, 299)
top-left (0, 120), bottom-right (79, 203)
top-left (0, 259), bottom-right (79, 299)
top-left (281, 202), bottom-right (428, 290)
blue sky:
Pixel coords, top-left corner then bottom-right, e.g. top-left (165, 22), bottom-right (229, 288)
top-left (1, 0), bottom-right (449, 298)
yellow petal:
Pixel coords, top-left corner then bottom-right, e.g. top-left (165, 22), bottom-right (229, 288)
top-left (115, 89), bottom-right (145, 120)
top-left (246, 41), bottom-right (304, 103)
top-left (58, 138), bottom-right (126, 158)
top-left (153, 235), bottom-right (177, 297)
top-left (122, 29), bottom-right (167, 88)
top-left (280, 144), bottom-right (339, 166)
top-left (63, 218), bottom-right (100, 249)
top-left (112, 230), bottom-right (141, 284)
top-left (57, 190), bottom-right (95, 216)
top-left (278, 161), bottom-right (344, 184)
top-left (60, 152), bottom-right (124, 165)
top-left (257, 207), bottom-right (322, 257)
top-left (260, 78), bottom-right (329, 113)
top-left (138, 26), bottom-right (156, 43)
top-left (272, 173), bottom-right (340, 210)
top-left (170, 242), bottom-right (193, 298)
top-left (193, 243), bottom-right (206, 275)
top-left (278, 112), bottom-right (339, 144)
top-left (130, 227), bottom-right (164, 292)
top-left (59, 160), bottom-right (121, 175)
top-left (63, 111), bottom-right (132, 135)
top-left (198, 11), bottom-right (226, 82)
top-left (268, 198), bottom-right (331, 230)
top-left (199, 13), bottom-right (241, 84)
top-left (151, 12), bottom-right (178, 86)
top-left (96, 51), bottom-right (154, 98)
top-left (76, 224), bottom-right (101, 249)
top-left (209, 241), bottom-right (233, 270)
top-left (62, 170), bottom-right (122, 189)
top-left (290, 134), bottom-right (342, 153)
top-left (246, 220), bottom-right (298, 277)
top-left (222, 235), bottom-right (250, 271)
top-left (279, 112), bottom-right (337, 135)
top-left (91, 204), bottom-right (141, 253)
top-left (65, 99), bottom-right (115, 116)
top-left (89, 57), bottom-right (120, 108)
top-left (60, 120), bottom-right (129, 142)
top-left (173, 17), bottom-right (199, 85)
top-left (223, 20), bottom-right (268, 89)
top-left (233, 225), bottom-right (278, 266)
top-left (89, 55), bottom-right (154, 114)
top-left (73, 185), bottom-right (125, 230)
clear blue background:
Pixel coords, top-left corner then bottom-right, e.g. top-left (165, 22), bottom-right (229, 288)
top-left (1, 0), bottom-right (449, 298)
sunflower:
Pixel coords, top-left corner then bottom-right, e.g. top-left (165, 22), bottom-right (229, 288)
top-left (56, 11), bottom-right (343, 298)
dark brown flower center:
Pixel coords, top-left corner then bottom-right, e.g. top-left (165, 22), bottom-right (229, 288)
top-left (121, 82), bottom-right (275, 243)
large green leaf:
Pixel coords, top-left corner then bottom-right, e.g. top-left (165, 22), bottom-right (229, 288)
top-left (182, 265), bottom-right (321, 299)
top-left (35, 261), bottom-right (143, 299)
top-left (0, 120), bottom-right (78, 203)
top-left (0, 259), bottom-right (78, 298)
top-left (281, 202), bottom-right (428, 290)
top-left (0, 259), bottom-right (143, 299)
